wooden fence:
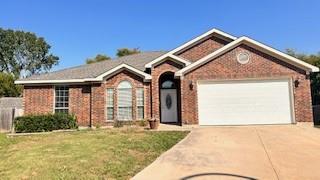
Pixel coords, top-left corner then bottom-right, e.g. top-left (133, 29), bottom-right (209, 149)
top-left (0, 108), bottom-right (23, 132)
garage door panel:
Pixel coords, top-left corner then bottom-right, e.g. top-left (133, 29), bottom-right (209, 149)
top-left (197, 79), bottom-right (293, 125)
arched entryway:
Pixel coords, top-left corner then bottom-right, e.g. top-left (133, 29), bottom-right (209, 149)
top-left (159, 72), bottom-right (181, 124)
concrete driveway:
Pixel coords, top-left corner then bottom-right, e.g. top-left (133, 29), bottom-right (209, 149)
top-left (133, 124), bottom-right (320, 180)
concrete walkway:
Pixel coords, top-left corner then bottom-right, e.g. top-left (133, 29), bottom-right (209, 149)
top-left (133, 124), bottom-right (320, 180)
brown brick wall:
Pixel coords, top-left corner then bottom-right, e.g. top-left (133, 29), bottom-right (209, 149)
top-left (181, 44), bottom-right (313, 124)
top-left (151, 60), bottom-right (183, 120)
top-left (24, 86), bottom-right (54, 115)
top-left (69, 85), bottom-right (91, 126)
top-left (176, 36), bottom-right (228, 62)
top-left (23, 70), bottom-right (151, 127)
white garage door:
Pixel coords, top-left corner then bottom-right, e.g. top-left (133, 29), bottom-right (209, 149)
top-left (197, 79), bottom-right (293, 125)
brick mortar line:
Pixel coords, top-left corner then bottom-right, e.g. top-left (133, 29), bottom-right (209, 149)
top-left (254, 127), bottom-right (280, 180)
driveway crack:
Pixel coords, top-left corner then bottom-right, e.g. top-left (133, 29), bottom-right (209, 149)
top-left (254, 127), bottom-right (280, 180)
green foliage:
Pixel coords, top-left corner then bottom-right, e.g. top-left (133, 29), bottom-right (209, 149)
top-left (136, 119), bottom-right (147, 127)
top-left (86, 54), bottom-right (111, 64)
top-left (116, 48), bottom-right (140, 57)
top-left (95, 123), bottom-right (101, 129)
top-left (286, 49), bottom-right (320, 105)
top-left (0, 72), bottom-right (22, 97)
top-left (14, 113), bottom-right (78, 133)
top-left (85, 48), bottom-right (140, 64)
top-left (113, 120), bottom-right (124, 128)
top-left (0, 28), bottom-right (59, 78)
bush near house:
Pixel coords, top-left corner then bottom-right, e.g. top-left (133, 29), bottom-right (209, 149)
top-left (14, 113), bottom-right (78, 133)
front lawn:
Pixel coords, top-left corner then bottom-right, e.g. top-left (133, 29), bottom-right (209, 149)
top-left (0, 129), bottom-right (188, 179)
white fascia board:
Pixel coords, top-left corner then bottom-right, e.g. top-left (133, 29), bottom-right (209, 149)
top-left (145, 28), bottom-right (237, 68)
top-left (242, 37), bottom-right (319, 72)
top-left (175, 36), bottom-right (319, 77)
top-left (145, 54), bottom-right (191, 68)
top-left (169, 55), bottom-right (192, 65)
top-left (14, 78), bottom-right (97, 85)
top-left (15, 64), bottom-right (152, 85)
top-left (95, 64), bottom-right (152, 81)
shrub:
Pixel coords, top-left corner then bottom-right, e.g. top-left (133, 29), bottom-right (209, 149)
top-left (14, 113), bottom-right (78, 133)
top-left (136, 119), bottom-right (147, 127)
top-left (113, 120), bottom-right (124, 128)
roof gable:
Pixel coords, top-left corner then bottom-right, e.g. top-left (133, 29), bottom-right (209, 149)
top-left (175, 36), bottom-right (319, 77)
top-left (145, 28), bottom-right (236, 68)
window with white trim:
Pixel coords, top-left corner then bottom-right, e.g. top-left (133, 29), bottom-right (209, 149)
top-left (54, 86), bottom-right (69, 113)
top-left (117, 81), bottom-right (132, 120)
top-left (106, 88), bottom-right (114, 120)
top-left (136, 88), bottom-right (144, 120)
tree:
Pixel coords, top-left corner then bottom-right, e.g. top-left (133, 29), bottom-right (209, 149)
top-left (116, 48), bottom-right (140, 57)
top-left (0, 28), bottom-right (59, 78)
top-left (86, 54), bottom-right (111, 64)
top-left (286, 49), bottom-right (320, 105)
top-left (0, 73), bottom-right (22, 97)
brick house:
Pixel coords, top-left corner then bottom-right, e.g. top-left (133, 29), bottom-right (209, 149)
top-left (16, 29), bottom-right (319, 126)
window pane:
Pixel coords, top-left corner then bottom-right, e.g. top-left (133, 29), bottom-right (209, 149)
top-left (55, 109), bottom-right (68, 114)
top-left (137, 106), bottom-right (144, 120)
top-left (117, 81), bottom-right (132, 120)
top-left (136, 88), bottom-right (144, 106)
top-left (106, 89), bottom-right (114, 107)
top-left (106, 88), bottom-right (114, 120)
top-left (107, 107), bottom-right (114, 120)
top-left (118, 89), bottom-right (132, 107)
top-left (55, 86), bottom-right (69, 113)
top-left (161, 80), bottom-right (175, 89)
top-left (118, 107), bottom-right (132, 120)
top-left (136, 88), bottom-right (144, 119)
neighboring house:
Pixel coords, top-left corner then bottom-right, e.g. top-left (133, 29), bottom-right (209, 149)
top-left (15, 28), bottom-right (319, 126)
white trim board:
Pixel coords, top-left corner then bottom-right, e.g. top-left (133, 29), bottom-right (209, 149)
top-left (147, 55), bottom-right (191, 69)
top-left (15, 64), bottom-right (152, 85)
top-left (175, 36), bottom-right (319, 77)
top-left (145, 28), bottom-right (237, 68)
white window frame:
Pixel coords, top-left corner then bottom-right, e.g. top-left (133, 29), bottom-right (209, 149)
top-left (105, 88), bottom-right (114, 121)
top-left (117, 81), bottom-right (133, 121)
top-left (54, 85), bottom-right (69, 113)
top-left (136, 87), bottom-right (144, 120)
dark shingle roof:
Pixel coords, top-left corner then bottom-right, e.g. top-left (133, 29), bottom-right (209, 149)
top-left (18, 51), bottom-right (166, 81)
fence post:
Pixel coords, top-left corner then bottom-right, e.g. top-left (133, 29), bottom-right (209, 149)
top-left (11, 108), bottom-right (15, 133)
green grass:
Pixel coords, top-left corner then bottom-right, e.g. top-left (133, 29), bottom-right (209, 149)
top-left (0, 129), bottom-right (189, 180)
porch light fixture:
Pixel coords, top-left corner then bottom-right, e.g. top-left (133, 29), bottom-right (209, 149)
top-left (294, 79), bottom-right (300, 88)
top-left (189, 80), bottom-right (194, 90)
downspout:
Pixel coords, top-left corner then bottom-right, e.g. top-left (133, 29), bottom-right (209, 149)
top-left (89, 84), bottom-right (92, 128)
